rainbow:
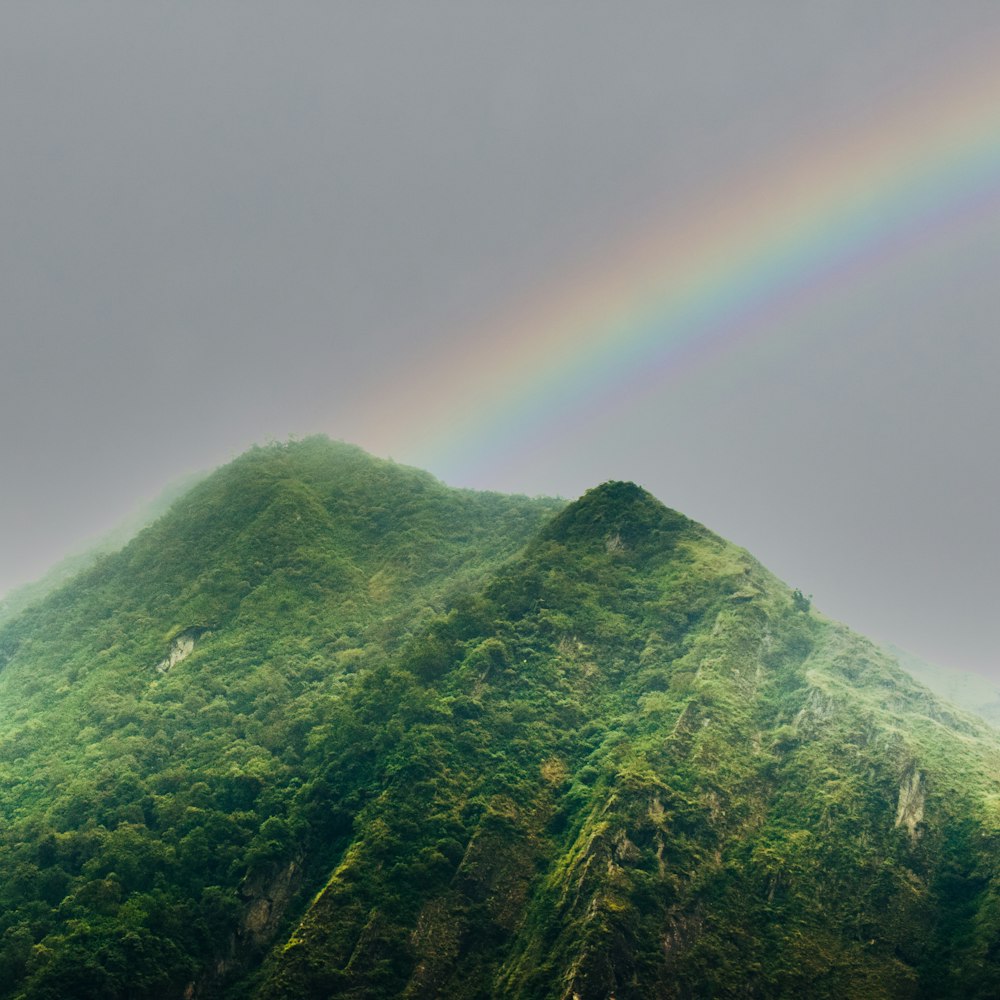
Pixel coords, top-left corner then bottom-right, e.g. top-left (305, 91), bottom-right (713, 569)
top-left (357, 45), bottom-right (1000, 481)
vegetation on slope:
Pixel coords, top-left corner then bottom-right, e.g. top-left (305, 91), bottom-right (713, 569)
top-left (1, 439), bottom-right (999, 999)
top-left (255, 480), bottom-right (1000, 999)
top-left (0, 438), bottom-right (561, 999)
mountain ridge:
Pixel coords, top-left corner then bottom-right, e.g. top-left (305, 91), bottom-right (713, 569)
top-left (0, 437), bottom-right (998, 999)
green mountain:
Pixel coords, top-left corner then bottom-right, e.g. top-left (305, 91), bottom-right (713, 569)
top-left (1, 437), bottom-right (999, 999)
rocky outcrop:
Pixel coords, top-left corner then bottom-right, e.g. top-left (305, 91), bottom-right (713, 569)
top-left (894, 768), bottom-right (925, 843)
top-left (155, 626), bottom-right (210, 674)
top-left (240, 860), bottom-right (301, 950)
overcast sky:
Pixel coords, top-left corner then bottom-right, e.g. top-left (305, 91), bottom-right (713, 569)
top-left (3, 2), bottom-right (999, 677)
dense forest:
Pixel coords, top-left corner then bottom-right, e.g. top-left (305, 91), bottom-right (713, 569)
top-left (1, 437), bottom-right (999, 998)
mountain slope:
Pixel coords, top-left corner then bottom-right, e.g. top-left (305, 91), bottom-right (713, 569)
top-left (255, 480), bottom-right (1000, 1000)
top-left (1, 441), bottom-right (999, 999)
top-left (0, 438), bottom-right (563, 999)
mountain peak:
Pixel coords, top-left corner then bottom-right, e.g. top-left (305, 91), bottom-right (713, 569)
top-left (542, 479), bottom-right (689, 552)
top-left (580, 478), bottom-right (651, 504)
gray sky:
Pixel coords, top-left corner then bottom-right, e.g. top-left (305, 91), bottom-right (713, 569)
top-left (3, 2), bottom-right (999, 677)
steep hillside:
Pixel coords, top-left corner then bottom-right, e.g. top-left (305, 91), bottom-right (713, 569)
top-left (255, 480), bottom-right (1000, 1000)
top-left (0, 438), bottom-right (562, 999)
top-left (1, 441), bottom-right (999, 999)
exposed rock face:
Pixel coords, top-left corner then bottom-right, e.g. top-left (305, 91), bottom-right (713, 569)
top-left (155, 626), bottom-right (209, 673)
top-left (894, 768), bottom-right (926, 842)
top-left (241, 861), bottom-right (301, 950)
